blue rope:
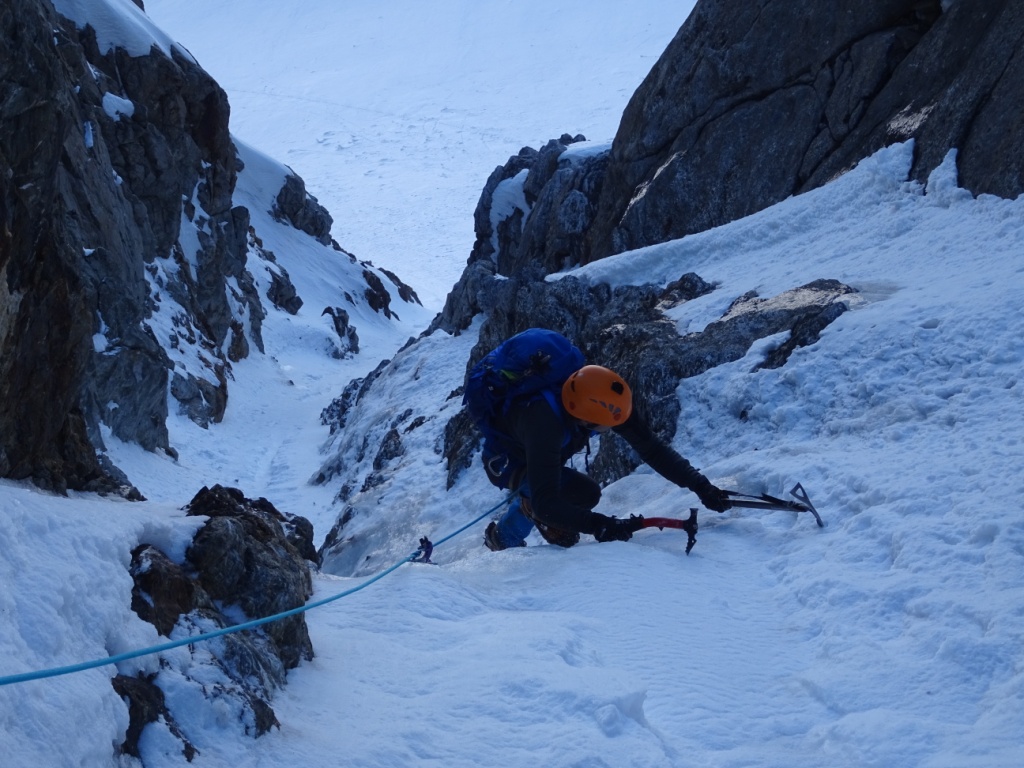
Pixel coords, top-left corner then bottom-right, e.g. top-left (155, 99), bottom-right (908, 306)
top-left (0, 494), bottom-right (514, 687)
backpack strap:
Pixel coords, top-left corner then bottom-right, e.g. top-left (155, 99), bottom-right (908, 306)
top-left (482, 388), bottom-right (574, 489)
top-left (539, 387), bottom-right (562, 417)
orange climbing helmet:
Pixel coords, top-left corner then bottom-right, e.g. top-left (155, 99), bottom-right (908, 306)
top-left (561, 365), bottom-right (633, 427)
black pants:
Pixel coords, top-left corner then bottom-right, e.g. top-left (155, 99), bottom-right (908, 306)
top-left (494, 466), bottom-right (600, 547)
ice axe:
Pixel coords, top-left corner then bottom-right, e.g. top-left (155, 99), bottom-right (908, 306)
top-left (637, 484), bottom-right (822, 555)
top-left (723, 483), bottom-right (824, 527)
top-left (642, 508), bottom-right (700, 555)
top-left (638, 484), bottom-right (822, 555)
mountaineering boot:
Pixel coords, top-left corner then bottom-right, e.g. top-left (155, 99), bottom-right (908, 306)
top-left (517, 495), bottom-right (579, 548)
top-left (484, 521), bottom-right (526, 551)
top-left (484, 521), bottom-right (504, 551)
top-left (535, 520), bottom-right (580, 548)
top-left (483, 495), bottom-right (535, 551)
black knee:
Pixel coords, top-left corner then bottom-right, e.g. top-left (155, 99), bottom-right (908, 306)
top-left (561, 468), bottom-right (602, 509)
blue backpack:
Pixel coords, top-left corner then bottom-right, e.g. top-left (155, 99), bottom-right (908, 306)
top-left (464, 329), bottom-right (585, 483)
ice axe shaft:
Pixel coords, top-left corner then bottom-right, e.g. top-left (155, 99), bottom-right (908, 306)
top-left (724, 483), bottom-right (824, 527)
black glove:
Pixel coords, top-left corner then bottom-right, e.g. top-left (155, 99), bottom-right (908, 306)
top-left (594, 515), bottom-right (645, 543)
top-left (696, 484), bottom-right (732, 513)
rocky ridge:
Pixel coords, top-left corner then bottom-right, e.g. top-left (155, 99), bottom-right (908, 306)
top-left (0, 0), bottom-right (419, 495)
top-left (587, 0), bottom-right (1024, 260)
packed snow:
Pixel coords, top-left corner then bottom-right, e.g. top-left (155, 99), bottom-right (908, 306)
top-left (2, 1), bottom-right (1023, 767)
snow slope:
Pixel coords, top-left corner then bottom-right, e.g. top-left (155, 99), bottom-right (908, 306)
top-left (143, 0), bottom-right (691, 308)
top-left (293, 143), bottom-right (1024, 766)
top-left (1, 2), bottom-right (1023, 767)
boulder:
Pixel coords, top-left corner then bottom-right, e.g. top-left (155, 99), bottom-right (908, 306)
top-left (184, 485), bottom-right (315, 669)
top-left (122, 485), bottom-right (316, 751)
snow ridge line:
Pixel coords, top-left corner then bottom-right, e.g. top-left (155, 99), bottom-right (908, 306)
top-left (0, 494), bottom-right (515, 688)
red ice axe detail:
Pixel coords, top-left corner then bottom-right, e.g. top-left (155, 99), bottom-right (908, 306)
top-left (642, 509), bottom-right (699, 555)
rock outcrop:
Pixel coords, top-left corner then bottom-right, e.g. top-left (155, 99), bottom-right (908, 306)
top-left (430, 133), bottom-right (601, 334)
top-left (587, 0), bottom-right (1024, 260)
top-left (121, 485), bottom-right (315, 755)
top-left (0, 0), bottom-right (420, 493)
top-left (273, 173), bottom-right (334, 246)
top-left (0, 0), bottom-right (252, 493)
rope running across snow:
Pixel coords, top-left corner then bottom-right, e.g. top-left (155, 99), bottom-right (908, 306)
top-left (0, 494), bottom-right (514, 688)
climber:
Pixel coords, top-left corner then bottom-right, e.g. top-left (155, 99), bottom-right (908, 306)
top-left (463, 328), bottom-right (731, 551)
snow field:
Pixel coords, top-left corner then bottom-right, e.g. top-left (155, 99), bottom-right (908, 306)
top-left (143, 0), bottom-right (696, 309)
top-left (3, 0), bottom-right (1023, 765)
top-left (259, 142), bottom-right (1023, 766)
top-left (3, 137), bottom-right (1023, 766)
top-left (0, 487), bottom-right (205, 766)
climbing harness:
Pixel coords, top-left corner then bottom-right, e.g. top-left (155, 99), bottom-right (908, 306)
top-left (0, 493), bottom-right (516, 688)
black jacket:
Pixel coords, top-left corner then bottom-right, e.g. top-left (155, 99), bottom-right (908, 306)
top-left (493, 397), bottom-right (715, 535)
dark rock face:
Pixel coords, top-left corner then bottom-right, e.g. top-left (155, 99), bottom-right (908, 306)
top-left (1, 1), bottom-right (109, 493)
top-left (123, 485), bottom-right (315, 752)
top-left (588, 0), bottom-right (931, 257)
top-left (273, 173), bottom-right (334, 245)
top-left (73, 30), bottom-right (255, 445)
top-left (587, 0), bottom-right (1024, 260)
top-left (185, 485), bottom-right (315, 669)
top-left (819, 0), bottom-right (1024, 198)
top-left (0, 1), bottom-right (245, 491)
top-left (1, 1), bottom-right (420, 493)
